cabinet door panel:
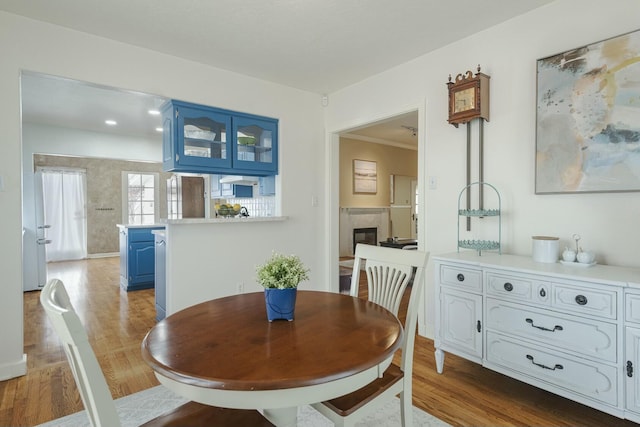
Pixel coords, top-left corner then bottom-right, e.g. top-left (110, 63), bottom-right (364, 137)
top-left (119, 230), bottom-right (127, 282)
top-left (178, 106), bottom-right (232, 169)
top-left (439, 289), bottom-right (482, 358)
top-left (155, 236), bottom-right (166, 321)
top-left (233, 115), bottom-right (278, 173)
top-left (259, 175), bottom-right (276, 196)
top-left (626, 327), bottom-right (640, 414)
top-left (129, 242), bottom-right (155, 284)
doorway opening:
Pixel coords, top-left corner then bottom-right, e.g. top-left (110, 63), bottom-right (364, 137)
top-left (334, 109), bottom-right (421, 285)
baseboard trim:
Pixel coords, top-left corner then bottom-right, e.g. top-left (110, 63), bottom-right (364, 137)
top-left (0, 354), bottom-right (27, 381)
top-left (87, 252), bottom-right (119, 259)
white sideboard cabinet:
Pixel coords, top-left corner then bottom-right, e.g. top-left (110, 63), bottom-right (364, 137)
top-left (433, 252), bottom-right (640, 421)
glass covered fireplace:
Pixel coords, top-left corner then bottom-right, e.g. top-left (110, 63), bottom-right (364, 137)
top-left (352, 227), bottom-right (377, 254)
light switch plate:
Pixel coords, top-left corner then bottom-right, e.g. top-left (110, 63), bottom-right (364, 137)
top-left (428, 176), bottom-right (437, 190)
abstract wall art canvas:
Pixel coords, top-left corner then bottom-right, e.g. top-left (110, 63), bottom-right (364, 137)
top-left (536, 29), bottom-right (640, 194)
top-left (353, 159), bottom-right (377, 194)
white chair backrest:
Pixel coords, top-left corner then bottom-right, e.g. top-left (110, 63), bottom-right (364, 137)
top-left (350, 244), bottom-right (429, 373)
top-left (40, 279), bottom-right (121, 427)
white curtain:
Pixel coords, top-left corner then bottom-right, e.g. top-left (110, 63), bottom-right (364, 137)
top-left (41, 169), bottom-right (87, 262)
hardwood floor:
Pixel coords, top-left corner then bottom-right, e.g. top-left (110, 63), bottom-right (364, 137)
top-left (0, 257), bottom-right (636, 426)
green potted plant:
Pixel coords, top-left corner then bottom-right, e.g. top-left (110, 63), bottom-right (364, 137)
top-left (256, 252), bottom-right (310, 321)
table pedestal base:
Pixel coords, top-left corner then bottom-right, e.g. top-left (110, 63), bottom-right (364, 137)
top-left (263, 407), bottom-right (297, 427)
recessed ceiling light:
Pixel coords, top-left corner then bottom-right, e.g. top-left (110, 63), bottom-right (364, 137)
top-left (155, 127), bottom-right (163, 132)
top-left (148, 110), bottom-right (160, 116)
top-left (105, 120), bottom-right (117, 126)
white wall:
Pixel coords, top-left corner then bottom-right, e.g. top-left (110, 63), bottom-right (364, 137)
top-left (325, 0), bottom-right (640, 338)
top-left (0, 12), bottom-right (325, 380)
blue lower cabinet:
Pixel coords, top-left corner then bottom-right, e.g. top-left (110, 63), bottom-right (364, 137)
top-left (118, 226), bottom-right (164, 291)
top-left (154, 233), bottom-right (166, 321)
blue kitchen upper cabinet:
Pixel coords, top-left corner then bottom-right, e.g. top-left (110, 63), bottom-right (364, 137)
top-left (258, 175), bottom-right (276, 196)
top-left (162, 100), bottom-right (278, 176)
top-left (232, 115), bottom-right (278, 174)
top-left (162, 100), bottom-right (232, 173)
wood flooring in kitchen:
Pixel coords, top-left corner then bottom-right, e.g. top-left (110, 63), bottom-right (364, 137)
top-left (0, 257), bottom-right (636, 426)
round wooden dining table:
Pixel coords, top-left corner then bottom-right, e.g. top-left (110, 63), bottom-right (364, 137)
top-left (141, 290), bottom-right (403, 427)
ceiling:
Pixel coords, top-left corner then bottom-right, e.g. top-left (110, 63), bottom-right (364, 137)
top-left (21, 72), bottom-right (168, 140)
top-left (9, 0), bottom-right (552, 144)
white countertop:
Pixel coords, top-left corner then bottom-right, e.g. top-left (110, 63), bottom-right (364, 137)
top-left (161, 216), bottom-right (288, 225)
top-left (116, 224), bottom-right (166, 229)
top-left (433, 251), bottom-right (640, 287)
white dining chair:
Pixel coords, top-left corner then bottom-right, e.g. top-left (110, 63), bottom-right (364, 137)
top-left (312, 243), bottom-right (429, 427)
top-left (40, 278), bottom-right (274, 427)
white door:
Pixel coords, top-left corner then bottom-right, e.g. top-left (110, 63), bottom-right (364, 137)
top-left (390, 175), bottom-right (414, 239)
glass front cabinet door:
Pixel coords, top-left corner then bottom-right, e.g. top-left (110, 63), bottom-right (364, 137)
top-left (233, 115), bottom-right (278, 174)
top-left (162, 101), bottom-right (232, 172)
top-left (162, 100), bottom-right (278, 176)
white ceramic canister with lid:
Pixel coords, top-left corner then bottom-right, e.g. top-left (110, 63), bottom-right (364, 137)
top-left (531, 236), bottom-right (560, 263)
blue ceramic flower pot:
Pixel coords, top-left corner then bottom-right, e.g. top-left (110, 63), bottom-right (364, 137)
top-left (264, 288), bottom-right (297, 321)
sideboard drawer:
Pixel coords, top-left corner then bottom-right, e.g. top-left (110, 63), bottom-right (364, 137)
top-left (626, 291), bottom-right (640, 324)
top-left (486, 298), bottom-right (617, 363)
top-left (440, 265), bottom-right (482, 292)
top-left (486, 331), bottom-right (618, 406)
top-left (486, 272), bottom-right (550, 306)
top-left (552, 283), bottom-right (617, 320)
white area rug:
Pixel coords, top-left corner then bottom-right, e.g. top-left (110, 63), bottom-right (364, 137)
top-left (338, 259), bottom-right (366, 270)
top-left (38, 385), bottom-right (450, 427)
top-left (338, 259), bottom-right (355, 269)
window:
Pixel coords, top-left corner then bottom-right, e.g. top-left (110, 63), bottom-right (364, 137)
top-left (123, 172), bottom-right (158, 225)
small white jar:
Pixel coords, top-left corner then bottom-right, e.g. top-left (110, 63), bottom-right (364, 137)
top-left (532, 236), bottom-right (560, 263)
top-left (577, 250), bottom-right (595, 264)
top-left (562, 247), bottom-right (576, 262)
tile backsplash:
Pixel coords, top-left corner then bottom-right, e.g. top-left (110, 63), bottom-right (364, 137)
top-left (225, 196), bottom-right (275, 217)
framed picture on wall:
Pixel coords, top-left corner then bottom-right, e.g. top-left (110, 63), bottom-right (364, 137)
top-left (353, 159), bottom-right (377, 194)
top-left (535, 29), bottom-right (640, 194)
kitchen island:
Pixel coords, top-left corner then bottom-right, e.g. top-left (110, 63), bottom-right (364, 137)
top-left (117, 224), bottom-right (165, 291)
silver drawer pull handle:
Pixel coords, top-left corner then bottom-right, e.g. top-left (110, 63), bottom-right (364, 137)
top-left (526, 354), bottom-right (563, 371)
top-left (525, 318), bottom-right (563, 332)
top-left (575, 295), bottom-right (588, 305)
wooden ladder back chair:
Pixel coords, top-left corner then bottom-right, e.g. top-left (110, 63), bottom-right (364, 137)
top-left (313, 244), bottom-right (429, 427)
top-left (40, 279), bottom-right (274, 427)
